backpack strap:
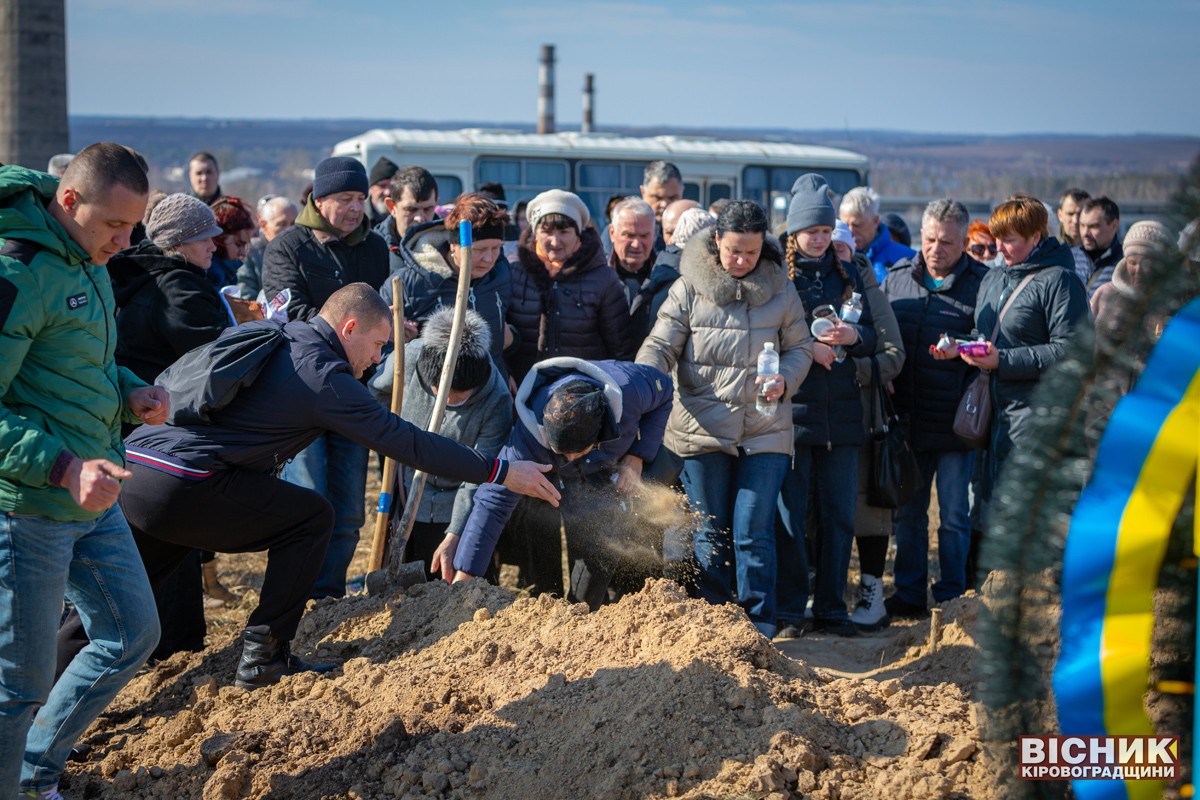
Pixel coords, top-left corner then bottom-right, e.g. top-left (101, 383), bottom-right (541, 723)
top-left (0, 238), bottom-right (43, 267)
top-left (0, 239), bottom-right (45, 329)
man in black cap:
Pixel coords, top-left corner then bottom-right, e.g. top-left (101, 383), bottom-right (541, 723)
top-left (262, 156), bottom-right (391, 599)
top-left (366, 156), bottom-right (399, 228)
top-left (435, 357), bottom-right (675, 610)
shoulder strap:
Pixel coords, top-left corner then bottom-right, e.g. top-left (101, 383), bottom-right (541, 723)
top-left (869, 356), bottom-right (880, 431)
top-left (869, 356), bottom-right (897, 433)
top-left (0, 238), bottom-right (44, 267)
top-left (989, 272), bottom-right (1039, 340)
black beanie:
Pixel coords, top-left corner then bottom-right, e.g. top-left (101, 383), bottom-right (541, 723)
top-left (543, 379), bottom-right (607, 454)
top-left (369, 156), bottom-right (399, 187)
top-left (313, 156), bottom-right (369, 199)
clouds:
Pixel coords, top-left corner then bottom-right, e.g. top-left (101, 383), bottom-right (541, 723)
top-left (65, 0), bottom-right (1199, 135)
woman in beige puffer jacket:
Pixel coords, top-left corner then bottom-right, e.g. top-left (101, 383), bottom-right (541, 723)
top-left (637, 200), bottom-right (812, 637)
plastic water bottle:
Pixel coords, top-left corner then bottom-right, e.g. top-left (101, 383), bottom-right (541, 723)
top-left (756, 342), bottom-right (779, 416)
top-left (840, 291), bottom-right (863, 324)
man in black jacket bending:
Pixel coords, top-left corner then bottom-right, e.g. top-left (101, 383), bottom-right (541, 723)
top-left (116, 284), bottom-right (558, 688)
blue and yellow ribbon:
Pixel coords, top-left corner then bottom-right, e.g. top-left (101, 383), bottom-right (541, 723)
top-left (1056, 297), bottom-right (1200, 800)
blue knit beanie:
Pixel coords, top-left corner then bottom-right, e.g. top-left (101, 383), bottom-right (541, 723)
top-left (786, 173), bottom-right (837, 234)
top-left (313, 157), bottom-right (369, 199)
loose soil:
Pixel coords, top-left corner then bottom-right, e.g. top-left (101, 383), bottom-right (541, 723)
top-left (54, 477), bottom-right (1017, 799)
top-left (63, 569), bottom-right (998, 800)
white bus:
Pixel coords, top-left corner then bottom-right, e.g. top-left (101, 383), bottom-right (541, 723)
top-left (330, 127), bottom-right (870, 229)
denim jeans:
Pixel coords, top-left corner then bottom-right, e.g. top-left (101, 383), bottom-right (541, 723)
top-left (776, 445), bottom-right (858, 624)
top-left (892, 449), bottom-right (975, 607)
top-left (680, 451), bottom-right (789, 637)
top-left (283, 431), bottom-right (369, 598)
top-left (0, 506), bottom-right (159, 795)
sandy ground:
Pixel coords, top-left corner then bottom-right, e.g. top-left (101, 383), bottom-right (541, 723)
top-left (50, 474), bottom-right (1033, 800)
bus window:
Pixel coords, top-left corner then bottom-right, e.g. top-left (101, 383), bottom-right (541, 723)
top-left (768, 166), bottom-right (862, 198)
top-left (526, 161), bottom-right (567, 187)
top-left (707, 182), bottom-right (732, 205)
top-left (478, 157), bottom-right (568, 197)
top-left (683, 182), bottom-right (701, 203)
top-left (743, 166), bottom-right (769, 210)
top-left (478, 159), bottom-right (521, 186)
top-left (433, 175), bottom-right (462, 201)
top-left (579, 163), bottom-right (621, 189)
top-left (576, 160), bottom-right (647, 222)
top-left (745, 165), bottom-right (865, 229)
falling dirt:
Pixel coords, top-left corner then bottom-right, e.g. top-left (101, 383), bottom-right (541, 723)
top-left (63, 574), bottom-right (1001, 800)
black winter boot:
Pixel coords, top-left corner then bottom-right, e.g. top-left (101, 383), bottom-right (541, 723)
top-left (235, 625), bottom-right (336, 690)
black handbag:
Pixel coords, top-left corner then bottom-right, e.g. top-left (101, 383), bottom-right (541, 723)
top-left (866, 357), bottom-right (924, 509)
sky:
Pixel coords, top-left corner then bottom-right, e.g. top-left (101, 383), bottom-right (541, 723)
top-left (66, 0), bottom-right (1198, 137)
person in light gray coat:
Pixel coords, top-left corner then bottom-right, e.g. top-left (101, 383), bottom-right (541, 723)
top-left (637, 200), bottom-right (812, 637)
top-left (371, 307), bottom-right (512, 581)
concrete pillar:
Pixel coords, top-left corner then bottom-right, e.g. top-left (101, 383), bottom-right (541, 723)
top-left (0, 0), bottom-right (68, 169)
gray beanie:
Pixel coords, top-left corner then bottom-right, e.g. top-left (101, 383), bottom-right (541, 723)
top-left (786, 174), bottom-right (837, 235)
top-left (526, 189), bottom-right (590, 232)
top-left (146, 193), bottom-right (223, 250)
top-left (313, 156), bottom-right (369, 199)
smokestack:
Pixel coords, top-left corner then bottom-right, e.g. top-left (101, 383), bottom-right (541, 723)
top-left (581, 73), bottom-right (594, 134)
top-left (0, 0), bottom-right (69, 168)
top-left (537, 44), bottom-right (555, 135)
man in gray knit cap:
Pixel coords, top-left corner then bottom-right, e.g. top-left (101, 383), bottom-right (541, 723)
top-left (263, 156), bottom-right (390, 599)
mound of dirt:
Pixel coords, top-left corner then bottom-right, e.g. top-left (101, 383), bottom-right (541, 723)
top-left (66, 580), bottom-right (999, 800)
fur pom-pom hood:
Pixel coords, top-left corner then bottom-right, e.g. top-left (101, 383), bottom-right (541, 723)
top-left (420, 306), bottom-right (492, 360)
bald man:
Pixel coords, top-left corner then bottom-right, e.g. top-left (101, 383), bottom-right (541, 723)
top-left (661, 199), bottom-right (699, 247)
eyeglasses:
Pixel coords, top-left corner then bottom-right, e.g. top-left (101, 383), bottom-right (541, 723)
top-left (969, 242), bottom-right (998, 257)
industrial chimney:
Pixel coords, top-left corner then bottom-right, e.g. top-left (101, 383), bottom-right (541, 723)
top-left (0, 0), bottom-right (69, 168)
top-left (537, 44), bottom-right (555, 135)
top-left (581, 73), bottom-right (594, 134)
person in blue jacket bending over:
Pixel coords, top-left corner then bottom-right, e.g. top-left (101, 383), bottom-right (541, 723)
top-left (436, 357), bottom-right (675, 609)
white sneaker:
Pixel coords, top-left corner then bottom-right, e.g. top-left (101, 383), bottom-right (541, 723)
top-left (24, 785), bottom-right (65, 800)
top-left (849, 574), bottom-right (890, 631)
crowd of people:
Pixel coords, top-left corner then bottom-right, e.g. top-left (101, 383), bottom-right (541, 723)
top-left (0, 143), bottom-right (1189, 799)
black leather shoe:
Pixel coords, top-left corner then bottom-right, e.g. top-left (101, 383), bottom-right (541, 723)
top-left (883, 595), bottom-right (930, 619)
top-left (235, 625), bottom-right (336, 690)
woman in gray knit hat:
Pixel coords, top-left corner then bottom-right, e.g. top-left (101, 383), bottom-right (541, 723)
top-left (109, 193), bottom-right (229, 383)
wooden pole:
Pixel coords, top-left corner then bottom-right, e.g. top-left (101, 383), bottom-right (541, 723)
top-left (367, 275), bottom-right (405, 573)
top-left (928, 607), bottom-right (943, 654)
top-left (388, 221), bottom-right (474, 579)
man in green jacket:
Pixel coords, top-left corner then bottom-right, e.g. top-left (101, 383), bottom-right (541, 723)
top-left (0, 143), bottom-right (171, 800)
